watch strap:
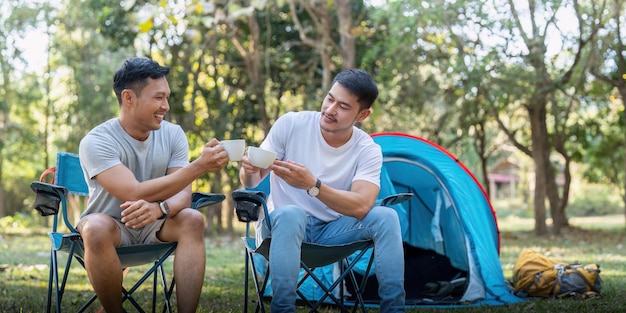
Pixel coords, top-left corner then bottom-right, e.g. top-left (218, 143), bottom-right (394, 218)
top-left (158, 201), bottom-right (170, 219)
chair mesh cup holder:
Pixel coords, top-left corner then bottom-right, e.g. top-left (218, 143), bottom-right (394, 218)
top-left (34, 191), bottom-right (61, 216)
top-left (30, 182), bottom-right (66, 217)
top-left (233, 190), bottom-right (267, 222)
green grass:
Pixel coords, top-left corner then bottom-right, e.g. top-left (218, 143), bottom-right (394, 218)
top-left (1, 216), bottom-right (625, 312)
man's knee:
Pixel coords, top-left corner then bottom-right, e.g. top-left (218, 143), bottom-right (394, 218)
top-left (271, 205), bottom-right (306, 225)
top-left (267, 205), bottom-right (307, 238)
top-left (175, 208), bottom-right (205, 233)
top-left (365, 206), bottom-right (400, 227)
top-left (78, 213), bottom-right (120, 247)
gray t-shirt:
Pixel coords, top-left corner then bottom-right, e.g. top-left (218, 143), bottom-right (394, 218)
top-left (78, 118), bottom-right (189, 220)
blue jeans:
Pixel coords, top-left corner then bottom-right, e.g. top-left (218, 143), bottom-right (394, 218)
top-left (258, 205), bottom-right (406, 312)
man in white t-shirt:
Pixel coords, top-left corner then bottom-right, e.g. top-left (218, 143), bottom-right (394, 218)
top-left (78, 57), bottom-right (229, 313)
top-left (239, 69), bottom-right (406, 312)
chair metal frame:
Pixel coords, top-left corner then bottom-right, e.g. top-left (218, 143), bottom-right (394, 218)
top-left (31, 152), bottom-right (225, 313)
top-left (233, 189), bottom-right (413, 313)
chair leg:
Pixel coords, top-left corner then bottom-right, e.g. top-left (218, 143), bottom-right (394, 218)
top-left (303, 248), bottom-right (372, 313)
top-left (303, 267), bottom-right (350, 313)
top-left (255, 267), bottom-right (270, 313)
top-left (161, 275), bottom-right (175, 313)
top-left (247, 251), bottom-right (268, 313)
top-left (153, 266), bottom-right (157, 313)
top-left (153, 264), bottom-right (174, 313)
top-left (122, 263), bottom-right (166, 313)
top-left (350, 251), bottom-right (374, 313)
top-left (50, 243), bottom-right (79, 313)
top-left (345, 262), bottom-right (366, 313)
top-left (295, 272), bottom-right (317, 309)
top-left (46, 242), bottom-right (176, 313)
top-left (48, 248), bottom-right (58, 313)
top-left (244, 247), bottom-right (249, 313)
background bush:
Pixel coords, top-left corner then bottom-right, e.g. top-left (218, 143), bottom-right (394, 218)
top-left (567, 184), bottom-right (623, 217)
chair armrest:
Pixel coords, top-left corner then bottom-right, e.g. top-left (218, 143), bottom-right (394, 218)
top-left (191, 192), bottom-right (226, 210)
top-left (378, 192), bottom-right (414, 207)
top-left (30, 181), bottom-right (68, 216)
top-left (232, 190), bottom-right (267, 223)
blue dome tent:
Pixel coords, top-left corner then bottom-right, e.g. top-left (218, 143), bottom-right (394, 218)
top-left (366, 132), bottom-right (522, 307)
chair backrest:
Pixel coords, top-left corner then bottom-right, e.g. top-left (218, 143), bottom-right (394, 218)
top-left (54, 152), bottom-right (89, 196)
top-left (247, 174), bottom-right (270, 194)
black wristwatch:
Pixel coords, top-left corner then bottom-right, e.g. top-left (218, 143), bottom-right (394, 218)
top-left (158, 201), bottom-right (170, 219)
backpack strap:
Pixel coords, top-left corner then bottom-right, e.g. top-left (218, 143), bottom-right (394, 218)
top-left (551, 264), bottom-right (565, 296)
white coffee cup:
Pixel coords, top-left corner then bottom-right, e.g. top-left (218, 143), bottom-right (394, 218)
top-left (248, 147), bottom-right (277, 169)
top-left (221, 139), bottom-right (246, 161)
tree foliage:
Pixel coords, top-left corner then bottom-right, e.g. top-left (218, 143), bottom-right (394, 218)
top-left (0, 0), bottom-right (624, 235)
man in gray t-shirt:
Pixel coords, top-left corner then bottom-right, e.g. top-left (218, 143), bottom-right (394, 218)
top-left (77, 57), bottom-right (229, 313)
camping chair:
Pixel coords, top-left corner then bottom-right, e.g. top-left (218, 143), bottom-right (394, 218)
top-left (233, 187), bottom-right (413, 313)
top-left (30, 152), bottom-right (226, 313)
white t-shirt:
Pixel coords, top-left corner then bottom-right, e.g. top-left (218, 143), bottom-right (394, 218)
top-left (260, 111), bottom-right (382, 222)
top-left (78, 118), bottom-right (189, 220)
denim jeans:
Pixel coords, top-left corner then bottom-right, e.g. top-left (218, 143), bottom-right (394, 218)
top-left (258, 204), bottom-right (406, 312)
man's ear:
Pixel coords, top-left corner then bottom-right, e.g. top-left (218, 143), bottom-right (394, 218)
top-left (121, 89), bottom-right (135, 107)
top-left (357, 108), bottom-right (371, 122)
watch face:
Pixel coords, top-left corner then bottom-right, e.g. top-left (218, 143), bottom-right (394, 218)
top-left (308, 178), bottom-right (321, 197)
top-left (308, 187), bottom-right (319, 197)
top-left (160, 201), bottom-right (170, 215)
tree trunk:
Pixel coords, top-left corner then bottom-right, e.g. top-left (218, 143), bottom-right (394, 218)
top-left (544, 147), bottom-right (570, 235)
top-left (335, 0), bottom-right (355, 69)
top-left (288, 0), bottom-right (357, 90)
top-left (549, 155), bottom-right (571, 234)
top-left (475, 121), bottom-right (491, 198)
top-left (528, 104), bottom-right (549, 236)
top-left (0, 154), bottom-right (4, 217)
top-left (621, 88), bottom-right (626, 230)
top-left (620, 88), bottom-right (626, 227)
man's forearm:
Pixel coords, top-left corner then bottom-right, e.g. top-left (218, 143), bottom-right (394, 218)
top-left (127, 162), bottom-right (204, 203)
top-left (161, 186), bottom-right (193, 217)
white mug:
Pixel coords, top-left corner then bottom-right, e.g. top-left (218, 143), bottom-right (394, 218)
top-left (221, 139), bottom-right (246, 161)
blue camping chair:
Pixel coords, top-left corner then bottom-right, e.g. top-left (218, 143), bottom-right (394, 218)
top-left (233, 179), bottom-right (412, 313)
top-left (30, 152), bottom-right (225, 313)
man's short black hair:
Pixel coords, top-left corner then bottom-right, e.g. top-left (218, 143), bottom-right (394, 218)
top-left (113, 57), bottom-right (170, 105)
top-left (332, 69), bottom-right (379, 110)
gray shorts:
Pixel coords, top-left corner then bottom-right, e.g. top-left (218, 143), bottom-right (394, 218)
top-left (115, 219), bottom-right (167, 246)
